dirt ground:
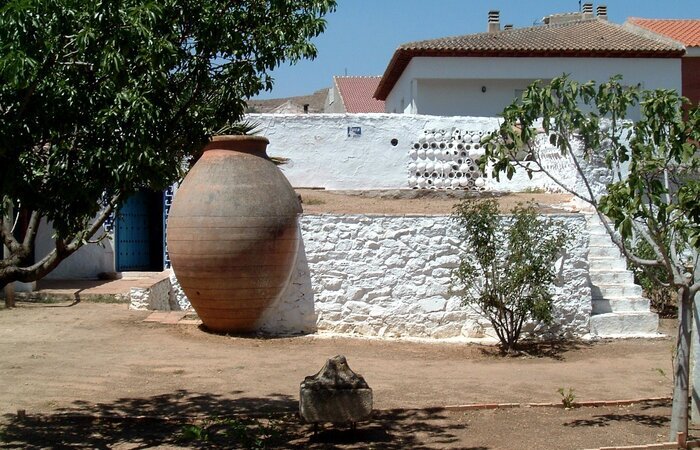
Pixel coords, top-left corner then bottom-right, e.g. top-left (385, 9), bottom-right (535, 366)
top-left (296, 189), bottom-right (575, 215)
top-left (0, 302), bottom-right (689, 449)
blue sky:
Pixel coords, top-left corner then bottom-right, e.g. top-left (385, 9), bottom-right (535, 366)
top-left (254, 0), bottom-right (699, 99)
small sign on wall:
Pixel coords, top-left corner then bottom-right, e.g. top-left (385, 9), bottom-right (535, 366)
top-left (347, 126), bottom-right (361, 137)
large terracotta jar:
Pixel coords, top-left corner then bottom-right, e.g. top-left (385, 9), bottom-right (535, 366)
top-left (167, 135), bottom-right (301, 333)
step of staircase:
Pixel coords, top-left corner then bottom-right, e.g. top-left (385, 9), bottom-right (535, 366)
top-left (589, 233), bottom-right (620, 247)
top-left (11, 272), bottom-right (171, 306)
top-left (588, 245), bottom-right (623, 258)
top-left (585, 214), bottom-right (659, 337)
top-left (589, 312), bottom-right (659, 338)
top-left (589, 270), bottom-right (635, 285)
top-left (592, 296), bottom-right (650, 314)
top-left (588, 256), bottom-right (629, 271)
top-left (591, 283), bottom-right (643, 298)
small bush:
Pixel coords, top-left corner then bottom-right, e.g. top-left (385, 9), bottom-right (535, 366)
top-left (628, 238), bottom-right (677, 317)
top-left (452, 200), bottom-right (569, 352)
top-left (522, 186), bottom-right (546, 194)
top-left (302, 197), bottom-right (326, 206)
top-left (558, 387), bottom-right (576, 409)
top-left (180, 416), bottom-right (281, 449)
top-left (181, 424), bottom-right (209, 442)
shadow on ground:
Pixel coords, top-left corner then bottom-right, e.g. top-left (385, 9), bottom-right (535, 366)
top-left (0, 391), bottom-right (472, 449)
top-left (478, 339), bottom-right (593, 361)
top-left (563, 400), bottom-right (671, 429)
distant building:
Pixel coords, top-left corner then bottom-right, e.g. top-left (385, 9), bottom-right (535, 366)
top-left (374, 4), bottom-right (684, 117)
top-left (625, 18), bottom-right (700, 105)
top-left (246, 88), bottom-right (328, 114)
top-left (269, 100), bottom-right (305, 114)
top-left (325, 76), bottom-right (385, 113)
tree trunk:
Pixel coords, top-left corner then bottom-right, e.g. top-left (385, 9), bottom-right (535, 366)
top-left (670, 286), bottom-right (692, 439)
top-left (692, 272), bottom-right (700, 424)
top-left (3, 282), bottom-right (15, 308)
top-left (2, 214), bottom-right (15, 308)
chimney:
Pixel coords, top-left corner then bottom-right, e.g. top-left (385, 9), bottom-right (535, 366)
top-left (582, 3), bottom-right (594, 19)
top-left (503, 24), bottom-right (513, 30)
top-left (596, 5), bottom-right (608, 20)
top-left (488, 10), bottom-right (500, 33)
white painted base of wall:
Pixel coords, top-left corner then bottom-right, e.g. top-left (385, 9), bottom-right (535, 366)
top-left (129, 275), bottom-right (180, 311)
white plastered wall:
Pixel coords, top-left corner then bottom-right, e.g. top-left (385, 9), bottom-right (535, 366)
top-left (385, 56), bottom-right (682, 119)
top-left (34, 218), bottom-right (115, 279)
top-left (248, 113), bottom-right (578, 193)
top-left (417, 78), bottom-right (542, 117)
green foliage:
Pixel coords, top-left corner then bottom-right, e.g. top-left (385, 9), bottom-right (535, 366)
top-left (481, 74), bottom-right (699, 438)
top-left (451, 200), bottom-right (569, 352)
top-left (180, 416), bottom-right (281, 449)
top-left (482, 75), bottom-right (699, 290)
top-left (0, 0), bottom-right (335, 285)
top-left (302, 197), bottom-right (326, 206)
top-left (214, 120), bottom-right (261, 138)
top-left (629, 237), bottom-right (676, 317)
top-left (557, 387), bottom-right (576, 409)
top-left (180, 424), bottom-right (209, 442)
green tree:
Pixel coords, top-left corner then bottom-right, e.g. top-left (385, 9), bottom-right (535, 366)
top-left (483, 75), bottom-right (700, 438)
top-left (0, 0), bottom-right (336, 296)
top-left (452, 199), bottom-right (568, 353)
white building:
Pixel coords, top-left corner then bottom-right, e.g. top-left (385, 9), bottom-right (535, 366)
top-left (374, 6), bottom-right (684, 117)
top-left (624, 17), bottom-right (700, 105)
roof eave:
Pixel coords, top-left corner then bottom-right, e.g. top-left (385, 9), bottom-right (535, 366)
top-left (373, 47), bottom-right (684, 100)
top-left (374, 49), bottom-right (411, 100)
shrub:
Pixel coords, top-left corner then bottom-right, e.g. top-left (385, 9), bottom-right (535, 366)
top-left (558, 387), bottom-right (576, 409)
top-left (628, 238), bottom-right (677, 317)
top-left (452, 200), bottom-right (569, 352)
top-left (180, 416), bottom-right (281, 449)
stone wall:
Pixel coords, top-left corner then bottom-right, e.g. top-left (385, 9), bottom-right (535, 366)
top-left (171, 213), bottom-right (591, 340)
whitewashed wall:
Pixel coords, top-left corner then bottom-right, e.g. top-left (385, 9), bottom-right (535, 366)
top-left (385, 56), bottom-right (682, 118)
top-left (33, 114), bottom-right (596, 281)
top-left (171, 213), bottom-right (592, 340)
top-left (416, 78), bottom-right (541, 117)
top-left (249, 113), bottom-right (574, 192)
top-left (35, 218), bottom-right (115, 280)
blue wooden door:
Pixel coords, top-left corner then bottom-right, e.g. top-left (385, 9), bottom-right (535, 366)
top-left (115, 191), bottom-right (164, 271)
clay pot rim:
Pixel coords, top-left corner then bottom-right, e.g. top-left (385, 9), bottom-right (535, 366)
top-left (210, 135), bottom-right (270, 144)
top-left (204, 135), bottom-right (270, 154)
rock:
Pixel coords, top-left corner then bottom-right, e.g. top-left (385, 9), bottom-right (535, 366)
top-left (299, 355), bottom-right (372, 424)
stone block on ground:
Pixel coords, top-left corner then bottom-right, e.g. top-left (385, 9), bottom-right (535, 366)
top-left (299, 355), bottom-right (372, 424)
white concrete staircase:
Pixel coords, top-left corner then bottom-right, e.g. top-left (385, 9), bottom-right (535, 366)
top-left (586, 214), bottom-right (659, 337)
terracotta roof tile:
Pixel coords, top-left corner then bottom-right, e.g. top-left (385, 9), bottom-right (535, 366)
top-left (334, 76), bottom-right (385, 113)
top-left (627, 18), bottom-right (700, 47)
top-left (375, 19), bottom-right (684, 100)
